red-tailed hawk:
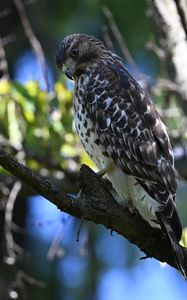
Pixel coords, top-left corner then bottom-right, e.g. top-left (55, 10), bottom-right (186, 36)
top-left (56, 33), bottom-right (185, 276)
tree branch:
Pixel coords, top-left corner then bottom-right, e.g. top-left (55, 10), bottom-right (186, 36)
top-left (0, 149), bottom-right (186, 276)
top-left (0, 35), bottom-right (10, 80)
top-left (102, 6), bottom-right (138, 71)
top-left (147, 0), bottom-right (187, 116)
top-left (13, 0), bottom-right (49, 91)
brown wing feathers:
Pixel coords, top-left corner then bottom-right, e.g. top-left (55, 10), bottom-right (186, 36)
top-left (86, 63), bottom-right (177, 196)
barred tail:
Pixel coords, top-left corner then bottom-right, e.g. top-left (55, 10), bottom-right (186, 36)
top-left (156, 212), bottom-right (186, 278)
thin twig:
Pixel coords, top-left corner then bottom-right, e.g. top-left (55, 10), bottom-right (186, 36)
top-left (10, 270), bottom-right (47, 299)
top-left (0, 35), bottom-right (10, 80)
top-left (13, 0), bottom-right (49, 91)
top-left (47, 223), bottom-right (64, 260)
top-left (46, 213), bottom-right (70, 260)
top-left (102, 6), bottom-right (150, 85)
top-left (4, 181), bottom-right (22, 262)
top-left (16, 270), bottom-right (47, 288)
top-left (151, 78), bottom-right (180, 95)
top-left (146, 40), bottom-right (166, 60)
top-left (2, 34), bottom-right (16, 47)
top-left (79, 223), bottom-right (89, 256)
top-left (101, 25), bottom-right (114, 50)
top-left (102, 6), bottom-right (138, 71)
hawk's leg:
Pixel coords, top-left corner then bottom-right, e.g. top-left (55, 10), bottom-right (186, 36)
top-left (97, 162), bottom-right (115, 193)
top-left (97, 162), bottom-right (115, 177)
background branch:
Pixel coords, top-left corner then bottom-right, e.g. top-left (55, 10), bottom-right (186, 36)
top-left (0, 35), bottom-right (10, 80)
top-left (0, 149), bottom-right (186, 276)
top-left (4, 181), bottom-right (22, 262)
top-left (13, 0), bottom-right (49, 91)
top-left (147, 0), bottom-right (187, 116)
top-left (102, 6), bottom-right (139, 72)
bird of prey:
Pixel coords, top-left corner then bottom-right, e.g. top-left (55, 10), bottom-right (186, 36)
top-left (56, 33), bottom-right (185, 276)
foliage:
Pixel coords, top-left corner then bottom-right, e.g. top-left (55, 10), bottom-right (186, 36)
top-left (0, 79), bottom-right (95, 174)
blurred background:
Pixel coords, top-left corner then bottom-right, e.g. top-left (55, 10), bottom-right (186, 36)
top-left (0, 0), bottom-right (187, 299)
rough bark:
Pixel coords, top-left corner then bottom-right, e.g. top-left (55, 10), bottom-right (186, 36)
top-left (0, 149), bottom-right (187, 276)
top-left (148, 0), bottom-right (187, 115)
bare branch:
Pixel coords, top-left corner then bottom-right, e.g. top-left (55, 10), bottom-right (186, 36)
top-left (102, 5), bottom-right (151, 88)
top-left (174, 0), bottom-right (187, 37)
top-left (4, 181), bottom-right (22, 263)
top-left (146, 40), bottom-right (165, 60)
top-left (16, 270), bottom-right (46, 288)
top-left (10, 270), bottom-right (47, 299)
top-left (102, 6), bottom-right (138, 71)
top-left (101, 25), bottom-right (114, 50)
top-left (13, 0), bottom-right (49, 91)
top-left (0, 149), bottom-right (187, 276)
top-left (0, 36), bottom-right (10, 80)
top-left (2, 34), bottom-right (16, 47)
top-left (47, 224), bottom-right (65, 260)
top-left (151, 78), bottom-right (180, 95)
top-left (147, 0), bottom-right (187, 116)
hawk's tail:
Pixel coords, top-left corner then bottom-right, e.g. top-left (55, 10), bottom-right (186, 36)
top-left (156, 212), bottom-right (186, 278)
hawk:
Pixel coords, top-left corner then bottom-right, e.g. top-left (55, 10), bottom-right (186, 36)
top-left (56, 33), bottom-right (185, 276)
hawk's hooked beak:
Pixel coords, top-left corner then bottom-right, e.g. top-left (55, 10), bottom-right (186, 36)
top-left (62, 65), bottom-right (74, 81)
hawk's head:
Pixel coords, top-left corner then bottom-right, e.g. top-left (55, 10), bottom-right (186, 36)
top-left (56, 33), bottom-right (110, 80)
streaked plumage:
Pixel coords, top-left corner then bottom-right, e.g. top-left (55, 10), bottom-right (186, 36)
top-left (56, 33), bottom-right (185, 276)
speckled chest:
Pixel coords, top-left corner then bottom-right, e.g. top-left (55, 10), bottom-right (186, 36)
top-left (73, 73), bottom-right (111, 169)
top-left (73, 72), bottom-right (160, 227)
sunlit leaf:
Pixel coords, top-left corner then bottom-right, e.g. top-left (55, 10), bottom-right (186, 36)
top-left (55, 82), bottom-right (72, 103)
top-left (80, 151), bottom-right (97, 170)
top-left (181, 227), bottom-right (187, 248)
top-left (7, 100), bottom-right (22, 144)
top-left (25, 81), bottom-right (39, 97)
top-left (0, 80), bottom-right (11, 95)
top-left (60, 144), bottom-right (77, 157)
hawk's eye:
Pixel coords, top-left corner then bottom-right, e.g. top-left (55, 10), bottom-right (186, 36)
top-left (71, 48), bottom-right (79, 57)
